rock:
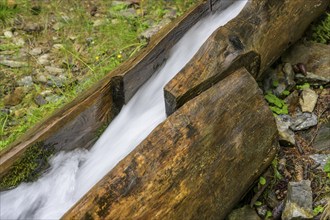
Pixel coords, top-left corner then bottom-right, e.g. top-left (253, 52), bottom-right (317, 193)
top-left (284, 90), bottom-right (299, 114)
top-left (290, 112), bottom-right (318, 131)
top-left (282, 41), bottom-right (330, 84)
top-left (299, 88), bottom-right (318, 112)
top-left (47, 75), bottom-right (67, 87)
top-left (17, 76), bottom-right (33, 87)
top-left (3, 87), bottom-right (27, 106)
top-left (34, 94), bottom-right (47, 106)
top-left (295, 72), bottom-right (330, 86)
top-left (24, 22), bottom-right (44, 33)
top-left (282, 63), bottom-right (296, 90)
top-left (227, 205), bottom-right (261, 220)
top-left (53, 44), bottom-right (64, 50)
top-left (45, 94), bottom-right (61, 103)
top-left (29, 47), bottom-right (42, 56)
top-left (282, 180), bottom-right (313, 220)
top-left (45, 66), bottom-right (65, 75)
top-left (52, 22), bottom-right (64, 31)
top-left (14, 108), bottom-right (26, 118)
top-left (4, 30), bottom-right (13, 38)
top-left (310, 154), bottom-right (330, 169)
top-left (37, 54), bottom-right (50, 65)
top-left (0, 60), bottom-right (28, 68)
top-left (35, 73), bottom-right (48, 83)
top-left (313, 121), bottom-right (330, 151)
top-left (256, 205), bottom-right (269, 218)
top-left (13, 37), bottom-right (25, 46)
top-left (275, 115), bottom-right (295, 147)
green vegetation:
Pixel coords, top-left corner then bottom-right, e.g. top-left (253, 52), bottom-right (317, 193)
top-left (264, 93), bottom-right (288, 115)
top-left (0, 142), bottom-right (54, 189)
top-left (311, 12), bottom-right (330, 44)
top-left (0, 0), bottom-right (198, 151)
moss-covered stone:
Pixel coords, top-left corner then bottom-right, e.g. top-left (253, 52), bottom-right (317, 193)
top-left (0, 142), bottom-right (54, 190)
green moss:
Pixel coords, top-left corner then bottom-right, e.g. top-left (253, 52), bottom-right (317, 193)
top-left (311, 12), bottom-right (330, 44)
top-left (0, 142), bottom-right (54, 190)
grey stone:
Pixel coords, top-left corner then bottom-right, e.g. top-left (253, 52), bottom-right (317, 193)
top-left (295, 72), bottom-right (330, 86)
top-left (29, 47), bottom-right (42, 56)
top-left (24, 22), bottom-right (44, 33)
top-left (0, 60), bottom-right (28, 68)
top-left (52, 22), bottom-right (64, 31)
top-left (299, 88), bottom-right (318, 112)
top-left (310, 154), bottom-right (330, 169)
top-left (13, 38), bottom-right (25, 46)
top-left (47, 75), bottom-right (67, 87)
top-left (45, 66), bottom-right (65, 75)
top-left (4, 30), bottom-right (13, 38)
top-left (34, 94), bottom-right (47, 106)
top-left (53, 44), bottom-right (64, 50)
top-left (313, 121), bottom-right (330, 151)
top-left (275, 115), bottom-right (295, 147)
top-left (227, 205), bottom-right (261, 220)
top-left (282, 180), bottom-right (313, 220)
top-left (45, 94), bottom-right (61, 103)
top-left (140, 18), bottom-right (171, 40)
top-left (282, 41), bottom-right (330, 83)
top-left (35, 73), bottom-right (48, 83)
top-left (256, 205), bottom-right (268, 218)
top-left (37, 54), bottom-right (50, 65)
top-left (17, 76), bottom-right (33, 87)
top-left (290, 112), bottom-right (318, 131)
top-left (282, 63), bottom-right (296, 90)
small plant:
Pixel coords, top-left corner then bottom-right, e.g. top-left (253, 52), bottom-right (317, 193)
top-left (0, 2), bottom-right (18, 25)
top-left (264, 93), bottom-right (288, 115)
top-left (313, 205), bottom-right (324, 216)
top-left (311, 13), bottom-right (330, 44)
top-left (296, 83), bottom-right (310, 90)
top-left (324, 159), bottom-right (330, 178)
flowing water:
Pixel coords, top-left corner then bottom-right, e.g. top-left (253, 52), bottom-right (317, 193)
top-left (0, 1), bottom-right (247, 219)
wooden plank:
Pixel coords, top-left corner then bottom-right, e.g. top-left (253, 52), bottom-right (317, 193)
top-left (164, 0), bottom-right (329, 115)
top-left (63, 68), bottom-right (278, 219)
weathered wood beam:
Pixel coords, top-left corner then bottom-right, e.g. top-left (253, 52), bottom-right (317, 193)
top-left (164, 0), bottom-right (329, 115)
top-left (63, 68), bottom-right (278, 219)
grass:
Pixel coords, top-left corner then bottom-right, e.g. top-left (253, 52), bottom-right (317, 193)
top-left (0, 0), bottom-right (198, 151)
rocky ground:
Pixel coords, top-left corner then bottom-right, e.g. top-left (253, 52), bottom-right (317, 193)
top-left (228, 32), bottom-right (330, 220)
top-left (0, 0), bottom-right (196, 150)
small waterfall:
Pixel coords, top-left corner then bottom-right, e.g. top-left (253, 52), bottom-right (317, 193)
top-left (0, 1), bottom-right (247, 219)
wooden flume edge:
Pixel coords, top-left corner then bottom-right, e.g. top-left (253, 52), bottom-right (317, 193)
top-left (63, 68), bottom-right (278, 219)
top-left (164, 0), bottom-right (329, 116)
top-left (1, 0), bottom-right (232, 179)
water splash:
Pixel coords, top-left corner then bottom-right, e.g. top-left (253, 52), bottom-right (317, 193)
top-left (0, 1), bottom-right (247, 219)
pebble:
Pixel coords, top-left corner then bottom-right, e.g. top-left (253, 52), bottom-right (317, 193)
top-left (47, 75), bottom-right (67, 87)
top-left (299, 88), bottom-right (318, 112)
top-left (313, 121), bottom-right (330, 151)
top-left (34, 94), bottom-right (47, 106)
top-left (45, 94), bottom-right (61, 103)
top-left (4, 30), bottom-right (13, 38)
top-left (14, 38), bottom-right (25, 46)
top-left (52, 22), bottom-right (64, 31)
top-left (295, 72), bottom-right (330, 86)
top-left (290, 112), bottom-right (318, 131)
top-left (53, 44), bottom-right (64, 50)
top-left (0, 60), bottom-right (28, 68)
top-left (17, 76), bottom-right (34, 87)
top-left (309, 154), bottom-right (330, 169)
top-left (37, 54), bottom-right (50, 66)
top-left (24, 22), bottom-right (44, 33)
top-left (45, 66), bottom-right (65, 75)
top-left (275, 115), bottom-right (295, 147)
top-left (35, 73), bottom-right (48, 83)
top-left (29, 47), bottom-right (43, 56)
top-left (227, 205), bottom-right (261, 220)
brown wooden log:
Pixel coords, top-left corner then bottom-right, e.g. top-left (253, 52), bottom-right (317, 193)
top-left (1, 0), bottom-right (233, 180)
top-left (164, 0), bottom-right (329, 116)
top-left (63, 68), bottom-right (278, 219)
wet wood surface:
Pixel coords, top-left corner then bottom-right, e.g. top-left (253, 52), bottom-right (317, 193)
top-left (63, 68), bottom-right (278, 219)
top-left (164, 0), bottom-right (329, 115)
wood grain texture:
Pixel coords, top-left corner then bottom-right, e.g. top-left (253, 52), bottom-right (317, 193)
top-left (164, 0), bottom-right (329, 115)
top-left (63, 68), bottom-right (278, 220)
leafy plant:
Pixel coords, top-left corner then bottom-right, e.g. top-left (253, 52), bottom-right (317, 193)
top-left (296, 83), bottom-right (310, 90)
top-left (324, 159), bottom-right (330, 178)
top-left (313, 205), bottom-right (324, 216)
top-left (259, 176), bottom-right (267, 185)
top-left (311, 13), bottom-right (330, 44)
top-left (265, 93), bottom-right (288, 115)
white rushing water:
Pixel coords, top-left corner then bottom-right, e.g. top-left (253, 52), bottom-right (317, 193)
top-left (0, 1), bottom-right (247, 219)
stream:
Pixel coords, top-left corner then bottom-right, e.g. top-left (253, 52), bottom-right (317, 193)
top-left (0, 1), bottom-right (247, 219)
